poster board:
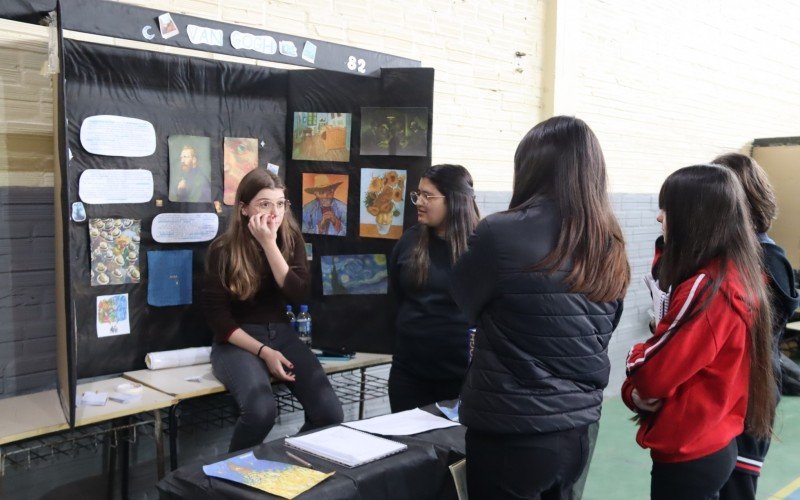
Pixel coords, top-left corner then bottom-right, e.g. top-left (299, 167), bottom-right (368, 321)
top-left (62, 38), bottom-right (288, 378)
top-left (54, 3), bottom-right (431, 426)
top-left (286, 69), bottom-right (434, 352)
top-left (57, 31), bottom-right (430, 385)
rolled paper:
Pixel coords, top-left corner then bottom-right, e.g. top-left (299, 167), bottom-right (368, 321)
top-left (145, 346), bottom-right (212, 370)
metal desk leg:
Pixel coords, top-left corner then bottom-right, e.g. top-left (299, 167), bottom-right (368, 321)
top-left (121, 418), bottom-right (130, 500)
top-left (106, 425), bottom-right (116, 500)
top-left (169, 404), bottom-right (179, 471)
top-left (0, 445), bottom-right (5, 498)
top-left (154, 410), bottom-right (165, 480)
top-left (359, 367), bottom-right (367, 420)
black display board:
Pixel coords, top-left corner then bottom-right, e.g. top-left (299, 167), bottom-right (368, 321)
top-left (60, 39), bottom-right (433, 378)
top-left (286, 68), bottom-right (434, 353)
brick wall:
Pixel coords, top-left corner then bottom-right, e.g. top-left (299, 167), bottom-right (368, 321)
top-left (561, 0), bottom-right (800, 376)
top-left (115, 0), bottom-right (547, 193)
top-left (566, 0), bottom-right (800, 194)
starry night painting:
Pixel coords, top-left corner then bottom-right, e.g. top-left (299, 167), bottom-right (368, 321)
top-left (320, 254), bottom-right (388, 296)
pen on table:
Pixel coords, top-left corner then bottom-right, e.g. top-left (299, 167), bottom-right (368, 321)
top-left (285, 450), bottom-right (313, 468)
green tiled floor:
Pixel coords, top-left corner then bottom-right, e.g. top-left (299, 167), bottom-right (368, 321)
top-left (582, 396), bottom-right (800, 500)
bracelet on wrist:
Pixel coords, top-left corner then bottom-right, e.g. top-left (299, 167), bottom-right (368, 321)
top-left (256, 344), bottom-right (266, 357)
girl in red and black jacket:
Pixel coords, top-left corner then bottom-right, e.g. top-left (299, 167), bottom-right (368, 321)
top-left (622, 165), bottom-right (776, 500)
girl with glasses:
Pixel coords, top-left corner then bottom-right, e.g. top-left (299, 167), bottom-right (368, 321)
top-left (201, 168), bottom-right (343, 452)
top-left (387, 164), bottom-right (480, 412)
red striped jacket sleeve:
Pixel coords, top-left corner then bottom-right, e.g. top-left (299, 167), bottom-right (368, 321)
top-left (624, 273), bottom-right (726, 400)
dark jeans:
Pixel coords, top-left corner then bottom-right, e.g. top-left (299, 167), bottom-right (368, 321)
top-left (388, 364), bottom-right (463, 413)
top-left (211, 323), bottom-right (343, 452)
top-left (718, 433), bottom-right (771, 500)
top-left (651, 439), bottom-right (737, 500)
top-left (466, 425), bottom-right (590, 500)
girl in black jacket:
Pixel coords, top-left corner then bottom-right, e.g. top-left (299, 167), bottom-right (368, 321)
top-left (451, 116), bottom-right (630, 499)
top-left (388, 164), bottom-right (480, 411)
top-left (712, 153), bottom-right (800, 500)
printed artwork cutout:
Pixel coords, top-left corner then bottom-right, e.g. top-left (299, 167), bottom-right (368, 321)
top-left (292, 112), bottom-right (352, 162)
top-left (158, 13), bottom-right (179, 39)
top-left (359, 168), bottom-right (406, 239)
top-left (360, 107), bottom-right (428, 156)
top-left (168, 135), bottom-right (212, 203)
top-left (321, 254), bottom-right (388, 296)
top-left (202, 451), bottom-right (333, 499)
top-left (89, 218), bottom-right (141, 286)
top-left (223, 137), bottom-right (259, 205)
top-left (301, 173), bottom-right (349, 236)
top-left (96, 294), bottom-right (130, 337)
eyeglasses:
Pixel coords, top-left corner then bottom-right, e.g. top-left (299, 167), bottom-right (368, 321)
top-left (409, 191), bottom-right (446, 205)
top-left (250, 200), bottom-right (291, 212)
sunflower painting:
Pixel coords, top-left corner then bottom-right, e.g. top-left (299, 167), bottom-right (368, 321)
top-left (359, 168), bottom-right (407, 239)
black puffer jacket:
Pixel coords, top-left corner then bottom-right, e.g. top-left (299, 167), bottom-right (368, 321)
top-left (451, 199), bottom-right (624, 434)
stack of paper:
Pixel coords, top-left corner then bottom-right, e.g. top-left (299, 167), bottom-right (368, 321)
top-left (79, 391), bottom-right (108, 407)
top-left (343, 408), bottom-right (461, 435)
top-left (285, 426), bottom-right (407, 468)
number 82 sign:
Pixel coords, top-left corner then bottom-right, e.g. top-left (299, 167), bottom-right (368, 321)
top-left (347, 56), bottom-right (366, 74)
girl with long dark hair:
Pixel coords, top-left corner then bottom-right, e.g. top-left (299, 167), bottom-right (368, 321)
top-left (712, 154), bottom-right (799, 500)
top-left (388, 164), bottom-right (480, 412)
top-left (202, 168), bottom-right (343, 452)
top-left (622, 165), bottom-right (776, 499)
top-left (451, 116), bottom-right (629, 498)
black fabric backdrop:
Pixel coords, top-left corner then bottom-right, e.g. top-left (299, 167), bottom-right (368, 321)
top-left (61, 39), bottom-right (433, 378)
top-left (285, 68), bottom-right (434, 354)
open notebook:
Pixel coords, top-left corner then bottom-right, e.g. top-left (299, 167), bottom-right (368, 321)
top-left (284, 426), bottom-right (407, 468)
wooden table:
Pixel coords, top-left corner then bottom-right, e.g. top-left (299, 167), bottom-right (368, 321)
top-left (0, 377), bottom-right (176, 497)
top-left (74, 377), bottom-right (176, 426)
top-left (75, 377), bottom-right (176, 492)
top-left (0, 390), bottom-right (70, 450)
top-left (122, 352), bottom-right (393, 472)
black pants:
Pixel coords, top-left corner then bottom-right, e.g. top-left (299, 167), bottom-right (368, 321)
top-left (211, 323), bottom-right (344, 452)
top-left (571, 420), bottom-right (600, 500)
top-left (388, 364), bottom-right (463, 413)
top-left (718, 433), bottom-right (770, 500)
top-left (651, 439), bottom-right (737, 500)
top-left (465, 426), bottom-right (590, 500)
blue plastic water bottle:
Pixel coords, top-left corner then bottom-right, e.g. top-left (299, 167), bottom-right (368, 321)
top-left (297, 305), bottom-right (312, 347)
top-left (285, 305), bottom-right (297, 332)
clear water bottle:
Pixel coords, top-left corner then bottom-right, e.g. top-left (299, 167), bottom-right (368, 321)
top-left (296, 304), bottom-right (312, 347)
top-left (285, 305), bottom-right (296, 332)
